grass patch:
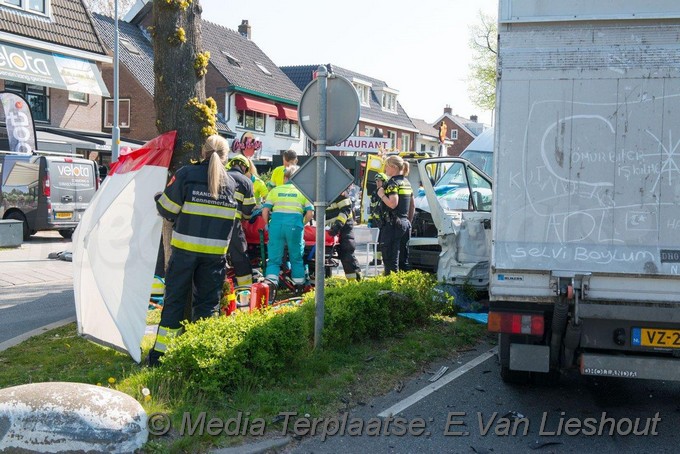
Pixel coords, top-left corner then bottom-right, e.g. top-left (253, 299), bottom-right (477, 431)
top-left (0, 273), bottom-right (489, 453)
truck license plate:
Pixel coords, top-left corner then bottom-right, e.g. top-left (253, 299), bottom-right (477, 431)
top-left (632, 328), bottom-right (680, 348)
top-left (55, 212), bottom-right (72, 219)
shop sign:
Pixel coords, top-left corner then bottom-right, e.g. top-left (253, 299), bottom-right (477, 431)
top-left (327, 136), bottom-right (393, 153)
top-left (0, 42), bottom-right (109, 96)
top-left (231, 132), bottom-right (262, 158)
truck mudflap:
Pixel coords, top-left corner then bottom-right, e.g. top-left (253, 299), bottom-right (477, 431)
top-left (580, 353), bottom-right (680, 381)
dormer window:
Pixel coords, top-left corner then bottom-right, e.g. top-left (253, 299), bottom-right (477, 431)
top-left (3, 0), bottom-right (47, 14)
top-left (222, 52), bottom-right (241, 68)
top-left (351, 78), bottom-right (372, 107)
top-left (255, 61), bottom-right (272, 76)
top-left (375, 86), bottom-right (399, 113)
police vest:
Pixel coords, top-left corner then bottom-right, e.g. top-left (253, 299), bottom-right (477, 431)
top-left (384, 175), bottom-right (412, 219)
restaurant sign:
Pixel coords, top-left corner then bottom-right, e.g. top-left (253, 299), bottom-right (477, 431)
top-left (327, 136), bottom-right (393, 153)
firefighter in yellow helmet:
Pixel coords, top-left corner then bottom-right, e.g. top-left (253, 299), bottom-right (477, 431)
top-left (227, 153), bottom-right (256, 287)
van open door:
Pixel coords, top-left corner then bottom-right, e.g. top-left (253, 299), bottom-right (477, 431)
top-left (410, 157), bottom-right (492, 289)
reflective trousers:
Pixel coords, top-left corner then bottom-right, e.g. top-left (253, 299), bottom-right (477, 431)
top-left (152, 248), bottom-right (226, 358)
top-left (228, 221), bottom-right (252, 286)
top-left (338, 224), bottom-right (361, 280)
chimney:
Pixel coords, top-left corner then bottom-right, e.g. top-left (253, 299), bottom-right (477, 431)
top-left (444, 105), bottom-right (452, 115)
top-left (238, 20), bottom-right (251, 40)
top-left (469, 115), bottom-right (478, 122)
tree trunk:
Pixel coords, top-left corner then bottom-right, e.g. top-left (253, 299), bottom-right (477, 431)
top-left (152, 0), bottom-right (206, 173)
top-left (152, 0), bottom-right (212, 271)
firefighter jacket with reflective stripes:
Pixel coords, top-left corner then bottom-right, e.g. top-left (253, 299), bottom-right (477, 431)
top-left (263, 183), bottom-right (313, 225)
top-left (384, 175), bottom-right (413, 219)
top-left (369, 190), bottom-right (388, 228)
top-left (156, 162), bottom-right (237, 256)
top-left (227, 167), bottom-right (256, 220)
top-left (326, 194), bottom-right (354, 234)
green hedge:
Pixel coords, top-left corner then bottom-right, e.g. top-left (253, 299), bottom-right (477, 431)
top-left (159, 271), bottom-right (439, 396)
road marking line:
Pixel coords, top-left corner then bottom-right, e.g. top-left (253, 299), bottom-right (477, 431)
top-left (378, 347), bottom-right (498, 418)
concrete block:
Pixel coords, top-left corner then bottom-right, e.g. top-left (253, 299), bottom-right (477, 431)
top-left (0, 381), bottom-right (148, 453)
top-left (0, 220), bottom-right (22, 248)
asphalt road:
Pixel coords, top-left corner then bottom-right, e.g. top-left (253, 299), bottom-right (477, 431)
top-left (287, 341), bottom-right (680, 454)
top-left (0, 232), bottom-right (75, 346)
top-left (0, 283), bottom-right (75, 344)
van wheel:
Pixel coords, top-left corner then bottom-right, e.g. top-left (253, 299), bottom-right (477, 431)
top-left (6, 212), bottom-right (30, 241)
top-left (58, 229), bottom-right (74, 240)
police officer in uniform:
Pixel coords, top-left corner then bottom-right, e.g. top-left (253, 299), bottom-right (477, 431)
top-left (227, 154), bottom-right (256, 287)
top-left (326, 189), bottom-right (362, 281)
top-left (149, 135), bottom-right (237, 366)
top-left (377, 155), bottom-right (414, 275)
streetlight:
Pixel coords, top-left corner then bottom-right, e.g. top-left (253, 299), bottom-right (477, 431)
top-left (111, 0), bottom-right (120, 163)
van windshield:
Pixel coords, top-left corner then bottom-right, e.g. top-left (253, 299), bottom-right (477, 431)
top-left (460, 150), bottom-right (493, 177)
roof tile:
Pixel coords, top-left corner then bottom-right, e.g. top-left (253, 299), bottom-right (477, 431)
top-left (0, 0), bottom-right (106, 55)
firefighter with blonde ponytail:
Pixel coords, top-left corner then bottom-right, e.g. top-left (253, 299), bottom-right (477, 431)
top-left (150, 135), bottom-right (237, 366)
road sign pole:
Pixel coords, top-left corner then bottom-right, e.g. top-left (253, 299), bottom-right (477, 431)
top-left (314, 65), bottom-right (328, 350)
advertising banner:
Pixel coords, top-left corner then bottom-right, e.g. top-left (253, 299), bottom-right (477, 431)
top-left (0, 91), bottom-right (37, 155)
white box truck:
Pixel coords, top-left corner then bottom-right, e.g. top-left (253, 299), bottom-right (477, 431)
top-left (489, 1), bottom-right (680, 382)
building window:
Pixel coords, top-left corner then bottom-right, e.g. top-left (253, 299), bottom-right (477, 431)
top-left (451, 129), bottom-right (458, 140)
top-left (401, 133), bottom-right (410, 151)
top-left (420, 143), bottom-right (425, 152)
top-left (3, 0), bottom-right (47, 14)
top-left (104, 98), bottom-right (131, 128)
top-left (222, 52), bottom-right (241, 68)
top-left (4, 81), bottom-right (49, 122)
top-left (68, 91), bottom-right (88, 104)
top-left (364, 126), bottom-right (375, 136)
top-left (254, 62), bottom-right (272, 76)
top-left (275, 119), bottom-right (300, 138)
top-left (353, 83), bottom-right (370, 106)
top-left (387, 130), bottom-right (396, 150)
top-left (119, 38), bottom-right (140, 55)
top-left (382, 93), bottom-right (397, 112)
top-left (237, 109), bottom-right (265, 132)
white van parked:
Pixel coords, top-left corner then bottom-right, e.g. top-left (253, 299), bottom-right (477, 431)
top-left (0, 153), bottom-right (98, 240)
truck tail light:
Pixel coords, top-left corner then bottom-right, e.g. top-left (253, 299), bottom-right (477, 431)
top-left (488, 311), bottom-right (544, 336)
top-left (43, 173), bottom-right (51, 197)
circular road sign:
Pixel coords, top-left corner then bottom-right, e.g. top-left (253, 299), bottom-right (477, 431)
top-left (298, 74), bottom-right (360, 146)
